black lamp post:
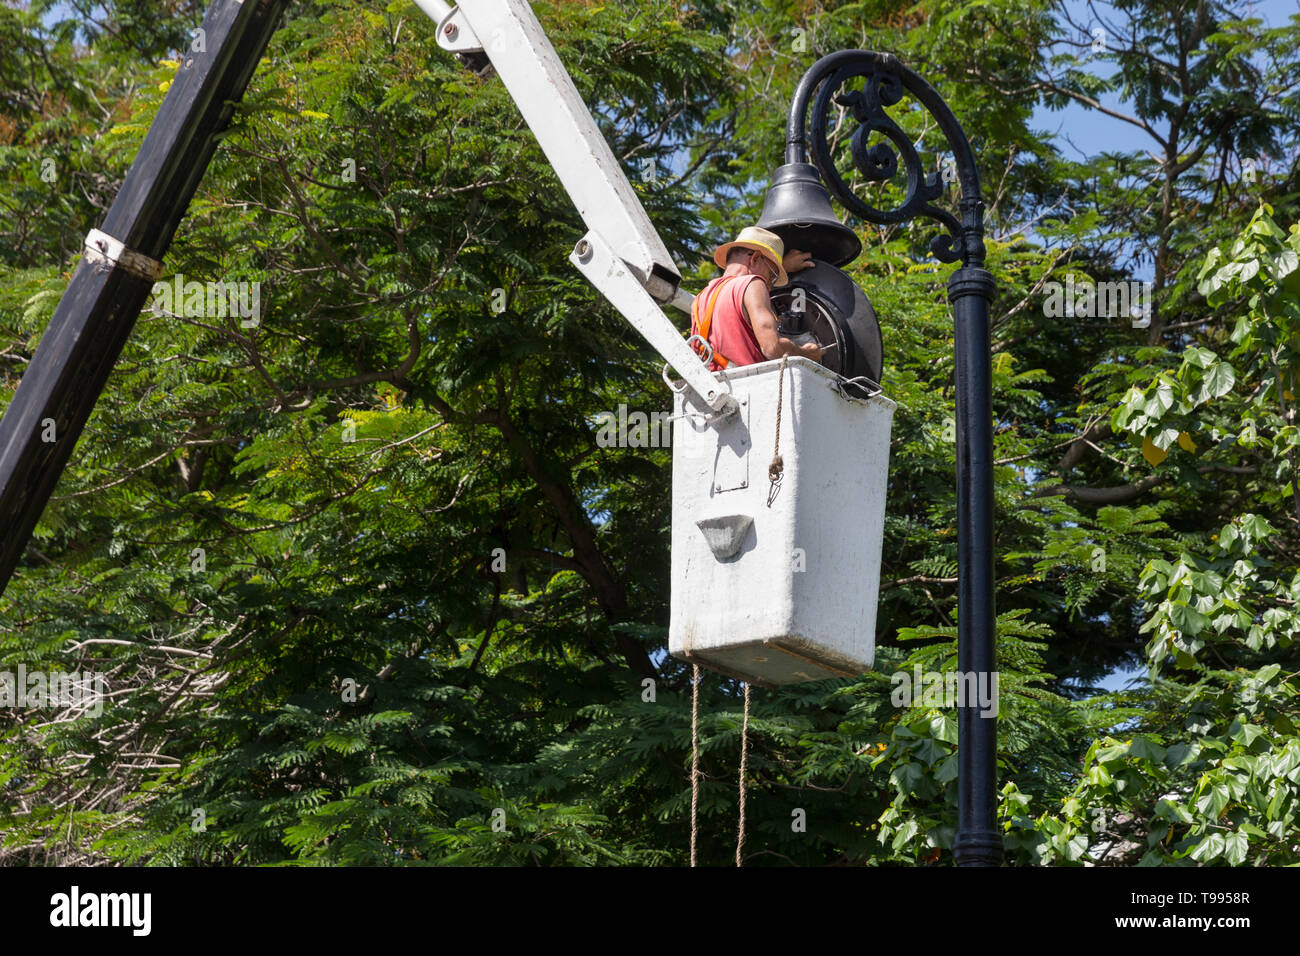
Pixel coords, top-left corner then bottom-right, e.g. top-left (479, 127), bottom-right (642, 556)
top-left (762, 51), bottom-right (1000, 866)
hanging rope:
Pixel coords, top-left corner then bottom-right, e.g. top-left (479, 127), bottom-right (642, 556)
top-left (690, 669), bottom-right (754, 866)
top-left (690, 662), bottom-right (700, 868)
top-left (735, 682), bottom-right (751, 867)
top-left (767, 355), bottom-right (789, 508)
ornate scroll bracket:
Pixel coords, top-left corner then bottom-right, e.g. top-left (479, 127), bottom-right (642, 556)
top-left (785, 51), bottom-right (986, 268)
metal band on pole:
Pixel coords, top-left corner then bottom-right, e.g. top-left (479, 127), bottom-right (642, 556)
top-left (83, 229), bottom-right (165, 282)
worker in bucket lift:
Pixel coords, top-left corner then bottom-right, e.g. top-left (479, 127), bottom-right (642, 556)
top-left (690, 225), bottom-right (822, 372)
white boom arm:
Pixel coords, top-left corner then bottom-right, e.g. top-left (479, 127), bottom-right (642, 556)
top-left (413, 0), bottom-right (734, 414)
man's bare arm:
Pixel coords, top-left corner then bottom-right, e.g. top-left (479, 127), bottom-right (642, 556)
top-left (744, 279), bottom-right (823, 361)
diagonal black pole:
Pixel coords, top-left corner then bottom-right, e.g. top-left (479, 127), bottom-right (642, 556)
top-left (0, 0), bottom-right (290, 596)
top-left (782, 51), bottom-right (1001, 865)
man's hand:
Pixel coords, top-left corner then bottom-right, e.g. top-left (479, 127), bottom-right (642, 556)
top-left (782, 248), bottom-right (814, 275)
top-left (798, 341), bottom-right (823, 362)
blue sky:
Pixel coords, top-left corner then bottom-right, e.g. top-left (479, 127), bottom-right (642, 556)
top-left (1031, 0), bottom-right (1299, 287)
top-left (1033, 0), bottom-right (1299, 160)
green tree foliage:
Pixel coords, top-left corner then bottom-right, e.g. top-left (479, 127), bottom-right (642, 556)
top-left (0, 0), bottom-right (1297, 866)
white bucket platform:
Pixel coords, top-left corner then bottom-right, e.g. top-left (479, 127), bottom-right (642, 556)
top-left (668, 357), bottom-right (895, 686)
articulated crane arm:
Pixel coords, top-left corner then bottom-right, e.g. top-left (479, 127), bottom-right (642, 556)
top-left (412, 0), bottom-right (730, 411)
top-left (0, 0), bottom-right (728, 597)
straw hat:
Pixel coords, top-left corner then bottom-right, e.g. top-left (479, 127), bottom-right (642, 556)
top-left (713, 226), bottom-right (789, 287)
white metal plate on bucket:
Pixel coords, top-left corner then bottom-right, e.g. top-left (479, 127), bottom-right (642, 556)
top-left (713, 396), bottom-right (749, 493)
top-left (668, 357), bottom-right (895, 686)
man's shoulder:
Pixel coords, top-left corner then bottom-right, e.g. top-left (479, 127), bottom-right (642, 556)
top-left (733, 274), bottom-right (768, 325)
top-left (705, 273), bottom-right (762, 303)
top-left (737, 273), bottom-right (767, 302)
